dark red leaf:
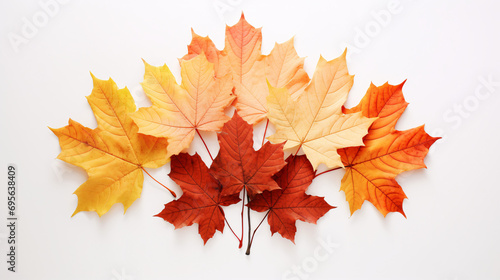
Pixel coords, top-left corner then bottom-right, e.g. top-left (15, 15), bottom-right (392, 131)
top-left (248, 155), bottom-right (335, 242)
top-left (210, 113), bottom-right (286, 197)
top-left (156, 153), bottom-right (240, 244)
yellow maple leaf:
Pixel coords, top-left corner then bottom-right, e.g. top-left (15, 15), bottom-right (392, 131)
top-left (50, 74), bottom-right (171, 217)
top-left (224, 14), bottom-right (309, 124)
top-left (131, 53), bottom-right (234, 157)
top-left (266, 51), bottom-right (376, 170)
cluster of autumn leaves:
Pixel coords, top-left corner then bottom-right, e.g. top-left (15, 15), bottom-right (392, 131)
top-left (50, 15), bottom-right (439, 249)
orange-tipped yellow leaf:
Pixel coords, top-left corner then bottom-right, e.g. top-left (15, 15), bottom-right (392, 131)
top-left (131, 53), bottom-right (234, 157)
top-left (50, 75), bottom-right (170, 216)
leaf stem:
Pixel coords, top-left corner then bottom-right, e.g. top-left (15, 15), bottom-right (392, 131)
top-left (240, 188), bottom-right (246, 249)
top-left (224, 216), bottom-right (242, 248)
top-left (141, 167), bottom-right (176, 198)
top-left (261, 119), bottom-right (269, 147)
top-left (314, 167), bottom-right (342, 178)
top-left (246, 211), bottom-right (269, 255)
top-left (196, 129), bottom-right (213, 161)
top-left (293, 144), bottom-right (302, 157)
top-left (245, 193), bottom-right (252, 255)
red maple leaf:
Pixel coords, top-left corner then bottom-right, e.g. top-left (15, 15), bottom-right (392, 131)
top-left (156, 153), bottom-right (240, 244)
top-left (248, 155), bottom-right (335, 242)
top-left (210, 113), bottom-right (286, 197)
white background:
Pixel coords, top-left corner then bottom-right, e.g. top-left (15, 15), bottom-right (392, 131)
top-left (1, 0), bottom-right (500, 279)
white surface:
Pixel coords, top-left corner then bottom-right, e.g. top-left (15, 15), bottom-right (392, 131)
top-left (1, 0), bottom-right (500, 279)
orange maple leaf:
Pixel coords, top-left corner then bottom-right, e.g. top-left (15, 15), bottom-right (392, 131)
top-left (182, 14), bottom-right (309, 125)
top-left (181, 29), bottom-right (230, 79)
top-left (338, 82), bottom-right (440, 217)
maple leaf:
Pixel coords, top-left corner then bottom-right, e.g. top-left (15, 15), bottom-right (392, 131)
top-left (49, 14), bottom-right (442, 254)
top-left (248, 155), bottom-right (334, 242)
top-left (210, 113), bottom-right (286, 197)
top-left (266, 52), bottom-right (376, 170)
top-left (181, 15), bottom-right (311, 126)
top-left (338, 82), bottom-right (440, 216)
top-left (181, 29), bottom-right (230, 79)
top-left (156, 153), bottom-right (240, 244)
top-left (131, 52), bottom-right (234, 157)
top-left (221, 14), bottom-right (309, 124)
top-left (50, 74), bottom-right (170, 216)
